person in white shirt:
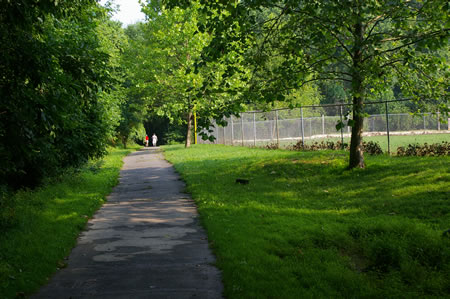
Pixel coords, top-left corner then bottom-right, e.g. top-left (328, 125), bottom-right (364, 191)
top-left (151, 134), bottom-right (158, 147)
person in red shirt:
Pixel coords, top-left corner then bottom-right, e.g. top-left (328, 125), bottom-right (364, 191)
top-left (145, 135), bottom-right (149, 147)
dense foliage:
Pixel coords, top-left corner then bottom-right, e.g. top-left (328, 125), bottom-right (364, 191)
top-left (0, 1), bottom-right (119, 188)
top-left (126, 2), bottom-right (244, 147)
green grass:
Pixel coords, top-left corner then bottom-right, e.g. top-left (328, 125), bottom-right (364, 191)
top-left (163, 144), bottom-right (450, 298)
top-left (257, 133), bottom-right (450, 151)
top-left (0, 146), bottom-right (138, 298)
top-left (311, 133), bottom-right (450, 152)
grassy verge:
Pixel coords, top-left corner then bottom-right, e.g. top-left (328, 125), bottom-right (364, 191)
top-left (163, 144), bottom-right (450, 298)
top-left (0, 146), bottom-right (138, 298)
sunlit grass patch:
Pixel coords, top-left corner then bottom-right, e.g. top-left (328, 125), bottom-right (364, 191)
top-left (163, 144), bottom-right (450, 298)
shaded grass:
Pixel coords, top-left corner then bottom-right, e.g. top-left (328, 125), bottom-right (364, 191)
top-left (0, 146), bottom-right (138, 298)
top-left (163, 144), bottom-right (450, 298)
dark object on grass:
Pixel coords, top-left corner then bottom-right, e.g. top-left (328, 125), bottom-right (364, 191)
top-left (443, 229), bottom-right (450, 238)
top-left (236, 179), bottom-right (250, 185)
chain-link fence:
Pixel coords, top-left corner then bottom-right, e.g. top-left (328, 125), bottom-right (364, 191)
top-left (198, 100), bottom-right (449, 153)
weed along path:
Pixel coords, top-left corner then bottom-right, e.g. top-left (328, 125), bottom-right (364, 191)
top-left (35, 147), bottom-right (223, 298)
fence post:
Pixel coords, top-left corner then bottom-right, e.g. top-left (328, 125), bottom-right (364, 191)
top-left (253, 112), bottom-right (257, 147)
top-left (322, 114), bottom-right (325, 135)
top-left (270, 116), bottom-right (274, 142)
top-left (216, 123), bottom-right (219, 144)
top-left (224, 124), bottom-right (227, 144)
top-left (223, 125), bottom-right (226, 145)
top-left (348, 109), bottom-right (351, 133)
top-left (214, 123), bottom-right (217, 144)
top-left (223, 122), bottom-right (227, 145)
top-left (216, 125), bottom-right (219, 144)
top-left (241, 113), bottom-right (244, 146)
top-left (339, 105), bottom-right (344, 149)
top-left (309, 118), bottom-right (312, 137)
top-left (423, 113), bottom-right (426, 131)
top-left (275, 110), bottom-right (280, 147)
top-left (385, 101), bottom-right (390, 154)
top-left (437, 111), bottom-right (440, 131)
top-left (231, 117), bottom-right (234, 146)
top-left (300, 107), bottom-right (305, 149)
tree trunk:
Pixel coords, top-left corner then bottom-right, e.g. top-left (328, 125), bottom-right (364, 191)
top-left (349, 95), bottom-right (365, 169)
top-left (185, 109), bottom-right (193, 148)
top-left (349, 19), bottom-right (365, 169)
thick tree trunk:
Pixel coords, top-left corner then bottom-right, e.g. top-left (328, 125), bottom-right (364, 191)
top-left (185, 109), bottom-right (193, 148)
top-left (349, 19), bottom-right (365, 169)
top-left (349, 95), bottom-right (364, 169)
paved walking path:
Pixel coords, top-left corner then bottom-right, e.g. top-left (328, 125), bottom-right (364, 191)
top-left (35, 147), bottom-right (223, 298)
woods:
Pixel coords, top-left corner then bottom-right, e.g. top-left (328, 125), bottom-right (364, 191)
top-left (1, 1), bottom-right (118, 188)
top-left (1, 0), bottom-right (448, 189)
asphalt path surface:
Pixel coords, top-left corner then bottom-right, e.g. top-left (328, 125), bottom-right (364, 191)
top-left (35, 147), bottom-right (223, 298)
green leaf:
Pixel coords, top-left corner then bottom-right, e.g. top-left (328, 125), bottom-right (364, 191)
top-left (336, 121), bottom-right (345, 131)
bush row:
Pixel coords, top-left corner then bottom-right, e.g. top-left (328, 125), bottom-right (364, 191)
top-left (286, 140), bottom-right (384, 155)
top-left (396, 142), bottom-right (449, 156)
top-left (265, 140), bottom-right (450, 157)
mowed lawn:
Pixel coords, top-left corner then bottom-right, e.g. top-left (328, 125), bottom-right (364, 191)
top-left (163, 144), bottom-right (450, 298)
top-left (313, 133), bottom-right (450, 152)
top-left (272, 132), bottom-right (450, 151)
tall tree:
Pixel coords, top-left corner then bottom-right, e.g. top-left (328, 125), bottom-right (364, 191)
top-left (0, 1), bottom-right (117, 188)
top-left (96, 18), bottom-right (130, 143)
top-left (166, 0), bottom-right (449, 168)
top-left (135, 1), bottom-right (221, 147)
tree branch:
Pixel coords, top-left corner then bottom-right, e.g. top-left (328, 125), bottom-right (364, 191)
top-left (379, 58), bottom-right (403, 69)
top-left (363, 29), bottom-right (449, 62)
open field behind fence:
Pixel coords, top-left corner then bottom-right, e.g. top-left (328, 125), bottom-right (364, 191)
top-left (199, 100), bottom-right (449, 153)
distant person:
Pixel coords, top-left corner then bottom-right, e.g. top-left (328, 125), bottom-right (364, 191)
top-left (152, 134), bottom-right (158, 147)
top-left (145, 135), bottom-right (149, 147)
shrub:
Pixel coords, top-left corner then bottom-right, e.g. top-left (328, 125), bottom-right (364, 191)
top-left (265, 143), bottom-right (280, 150)
top-left (363, 141), bottom-right (383, 155)
top-left (288, 140), bottom-right (382, 155)
top-left (396, 142), bottom-right (449, 157)
top-left (289, 140), bottom-right (347, 151)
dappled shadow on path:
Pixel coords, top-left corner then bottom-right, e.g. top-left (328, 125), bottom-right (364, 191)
top-left (34, 147), bottom-right (223, 298)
